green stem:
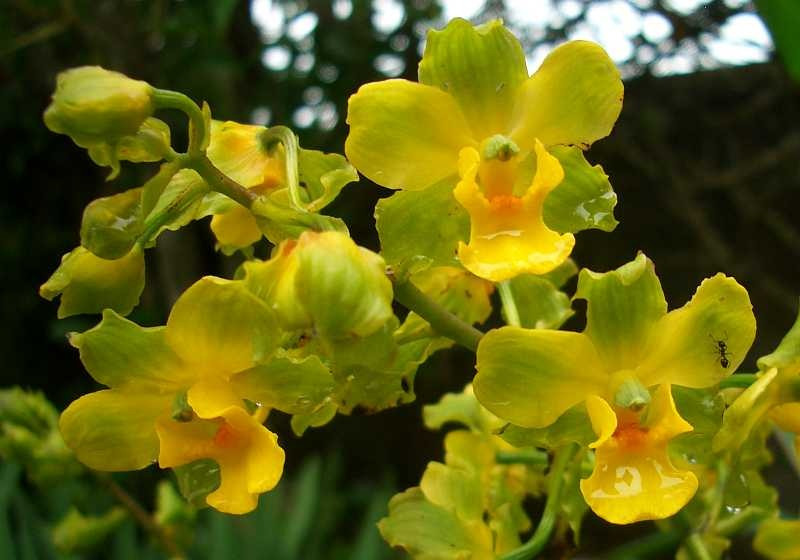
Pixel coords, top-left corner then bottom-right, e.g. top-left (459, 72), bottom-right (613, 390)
top-left (495, 449), bottom-right (549, 466)
top-left (603, 531), bottom-right (680, 560)
top-left (391, 279), bottom-right (483, 352)
top-left (685, 533), bottom-right (712, 560)
top-left (186, 153), bottom-right (257, 208)
top-left (500, 443), bottom-right (578, 560)
top-left (716, 506), bottom-right (767, 536)
top-left (706, 459), bottom-right (729, 529)
top-left (152, 88), bottom-right (207, 154)
top-left (718, 373), bottom-right (757, 389)
top-left (258, 126), bottom-right (303, 209)
top-left (498, 281), bottom-right (521, 327)
top-left (95, 472), bottom-right (184, 559)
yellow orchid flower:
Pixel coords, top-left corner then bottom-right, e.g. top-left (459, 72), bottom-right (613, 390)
top-left (59, 277), bottom-right (284, 514)
top-left (346, 19), bottom-right (622, 281)
top-left (474, 254), bottom-right (757, 523)
top-left (581, 385), bottom-right (698, 524)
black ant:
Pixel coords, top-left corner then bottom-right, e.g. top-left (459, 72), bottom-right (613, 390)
top-left (709, 334), bottom-right (731, 369)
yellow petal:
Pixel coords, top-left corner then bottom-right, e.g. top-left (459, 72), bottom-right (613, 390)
top-left (580, 385), bottom-right (697, 524)
top-left (585, 396), bottom-right (617, 449)
top-left (166, 277), bottom-right (280, 376)
top-left (207, 121), bottom-right (284, 189)
top-left (210, 205), bottom-right (263, 249)
top-left (454, 143), bottom-right (575, 281)
top-left (187, 377), bottom-right (244, 419)
top-left (771, 402), bottom-right (800, 434)
top-left (345, 79), bottom-right (475, 190)
top-left (510, 41), bottom-right (623, 150)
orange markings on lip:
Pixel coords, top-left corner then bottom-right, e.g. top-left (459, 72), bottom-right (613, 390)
top-left (213, 422), bottom-right (238, 448)
top-left (613, 422), bottom-right (649, 449)
top-left (488, 194), bottom-right (523, 212)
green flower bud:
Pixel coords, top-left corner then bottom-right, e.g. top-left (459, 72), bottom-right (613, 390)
top-left (44, 66), bottom-right (154, 148)
top-left (80, 187), bottom-right (143, 259)
top-left (244, 231), bottom-right (394, 339)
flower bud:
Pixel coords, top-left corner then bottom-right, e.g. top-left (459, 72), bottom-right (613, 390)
top-left (44, 66), bottom-right (154, 148)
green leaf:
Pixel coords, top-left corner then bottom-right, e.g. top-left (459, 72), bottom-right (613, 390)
top-left (297, 148), bottom-right (358, 211)
top-left (52, 507), bottom-right (127, 554)
top-left (543, 145), bottom-right (618, 234)
top-left (419, 18), bottom-right (528, 140)
top-left (232, 351), bottom-right (335, 415)
top-left (80, 187), bottom-right (143, 259)
top-left (290, 402), bottom-right (337, 437)
top-left (375, 178), bottom-right (468, 279)
top-left (575, 252), bottom-right (666, 372)
top-left (378, 488), bottom-right (494, 559)
top-left (40, 246), bottom-right (146, 318)
top-left (756, 0), bottom-right (800, 83)
top-left (173, 458), bottom-right (220, 509)
top-left (754, 518), bottom-right (800, 560)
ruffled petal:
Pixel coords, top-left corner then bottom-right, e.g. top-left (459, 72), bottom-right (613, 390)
top-left (345, 79), bottom-right (475, 190)
top-left (580, 385), bottom-right (697, 524)
top-left (454, 143), bottom-right (575, 281)
top-left (207, 121), bottom-right (284, 189)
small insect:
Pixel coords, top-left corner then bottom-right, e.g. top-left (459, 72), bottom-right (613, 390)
top-left (709, 334), bottom-right (731, 369)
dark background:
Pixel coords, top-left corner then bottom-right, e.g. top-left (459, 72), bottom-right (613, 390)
top-left (1, 1), bottom-right (798, 558)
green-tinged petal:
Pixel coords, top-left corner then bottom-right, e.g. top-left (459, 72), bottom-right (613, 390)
top-left (231, 351), bottom-right (335, 415)
top-left (474, 326), bottom-right (607, 428)
top-left (637, 274), bottom-right (756, 388)
top-left (754, 518), bottom-right (800, 560)
top-left (423, 385), bottom-right (496, 433)
top-left (142, 169), bottom-right (209, 242)
top-left (60, 389), bottom-right (169, 471)
top-left (378, 487), bottom-right (495, 560)
top-left (712, 368), bottom-right (779, 453)
top-left (420, 431), bottom-right (494, 522)
top-left (345, 79), bottom-right (474, 190)
top-left (40, 245), bottom-right (145, 318)
top-left (504, 271), bottom-right (575, 330)
top-left (250, 192), bottom-right (348, 245)
top-left (297, 147), bottom-right (358, 211)
top-left (69, 309), bottom-right (191, 391)
top-left (575, 253), bottom-right (666, 372)
top-left (166, 277), bottom-right (280, 375)
top-left (293, 231), bottom-right (394, 338)
top-left (87, 117), bottom-right (172, 179)
top-left (510, 40), bottom-right (623, 149)
top-left (419, 18), bottom-right (528, 139)
top-left (290, 402), bottom-right (337, 436)
top-left (498, 402), bottom-right (597, 449)
top-left (80, 187), bottom-right (143, 259)
top-left (543, 145), bottom-right (618, 234)
top-left (758, 304), bottom-right (800, 373)
top-left (375, 178), bottom-right (468, 279)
